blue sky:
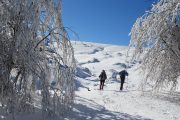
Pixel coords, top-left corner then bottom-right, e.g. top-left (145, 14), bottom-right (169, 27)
top-left (62, 0), bottom-right (157, 46)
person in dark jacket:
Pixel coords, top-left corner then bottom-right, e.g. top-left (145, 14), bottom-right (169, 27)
top-left (99, 70), bottom-right (107, 90)
top-left (119, 70), bottom-right (128, 90)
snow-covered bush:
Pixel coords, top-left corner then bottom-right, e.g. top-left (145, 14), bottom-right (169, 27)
top-left (111, 70), bottom-right (119, 80)
top-left (0, 0), bottom-right (76, 118)
top-left (76, 66), bottom-right (92, 78)
top-left (130, 0), bottom-right (180, 92)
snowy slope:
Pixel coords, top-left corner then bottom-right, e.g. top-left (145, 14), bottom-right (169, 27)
top-left (68, 41), bottom-right (180, 120)
top-left (1, 41), bottom-right (180, 120)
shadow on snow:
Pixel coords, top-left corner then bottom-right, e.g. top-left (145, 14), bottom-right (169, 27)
top-left (63, 96), bottom-right (152, 120)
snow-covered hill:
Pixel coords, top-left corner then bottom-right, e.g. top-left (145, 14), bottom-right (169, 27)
top-left (1, 41), bottom-right (180, 120)
top-left (69, 41), bottom-right (180, 120)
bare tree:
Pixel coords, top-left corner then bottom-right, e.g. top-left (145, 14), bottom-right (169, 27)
top-left (0, 0), bottom-right (76, 119)
top-left (130, 0), bottom-right (180, 92)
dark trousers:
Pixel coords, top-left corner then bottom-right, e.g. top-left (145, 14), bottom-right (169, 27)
top-left (120, 77), bottom-right (125, 90)
top-left (100, 80), bottom-right (105, 90)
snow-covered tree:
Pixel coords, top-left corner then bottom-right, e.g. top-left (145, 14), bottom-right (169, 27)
top-left (0, 0), bottom-right (76, 118)
top-left (130, 0), bottom-right (180, 92)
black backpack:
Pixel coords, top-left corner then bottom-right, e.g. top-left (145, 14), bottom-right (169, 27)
top-left (99, 72), bottom-right (107, 80)
top-left (119, 70), bottom-right (128, 77)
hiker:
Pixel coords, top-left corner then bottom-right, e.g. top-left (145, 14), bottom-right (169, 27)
top-left (119, 70), bottom-right (128, 90)
top-left (99, 70), bottom-right (107, 90)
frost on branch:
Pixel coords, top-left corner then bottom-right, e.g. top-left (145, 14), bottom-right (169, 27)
top-left (0, 0), bottom-right (76, 118)
top-left (130, 0), bottom-right (180, 92)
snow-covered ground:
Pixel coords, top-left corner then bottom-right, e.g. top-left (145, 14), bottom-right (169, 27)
top-left (1, 41), bottom-right (180, 120)
top-left (66, 41), bottom-right (180, 120)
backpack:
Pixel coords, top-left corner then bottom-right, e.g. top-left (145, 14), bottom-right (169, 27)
top-left (119, 70), bottom-right (128, 77)
top-left (102, 73), bottom-right (107, 80)
top-left (99, 72), bottom-right (107, 80)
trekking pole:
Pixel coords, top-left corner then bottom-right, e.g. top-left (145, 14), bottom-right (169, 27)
top-left (126, 76), bottom-right (128, 90)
